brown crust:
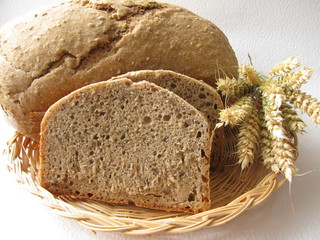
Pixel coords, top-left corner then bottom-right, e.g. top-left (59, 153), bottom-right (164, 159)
top-left (0, 0), bottom-right (237, 141)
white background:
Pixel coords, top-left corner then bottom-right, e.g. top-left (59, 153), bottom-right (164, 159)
top-left (1, 0), bottom-right (320, 239)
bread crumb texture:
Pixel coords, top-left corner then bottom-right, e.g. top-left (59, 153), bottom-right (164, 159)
top-left (40, 79), bottom-right (212, 213)
top-left (0, 0), bottom-right (237, 140)
top-left (112, 70), bottom-right (225, 163)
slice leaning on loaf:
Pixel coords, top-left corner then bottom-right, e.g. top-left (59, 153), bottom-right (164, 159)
top-left (112, 70), bottom-right (224, 162)
top-left (39, 78), bottom-right (213, 213)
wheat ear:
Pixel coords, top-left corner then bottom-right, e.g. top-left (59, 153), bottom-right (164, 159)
top-left (268, 57), bottom-right (300, 78)
top-left (219, 96), bottom-right (253, 126)
top-left (281, 103), bottom-right (306, 133)
top-left (237, 108), bottom-right (260, 169)
top-left (238, 64), bottom-right (260, 86)
top-left (279, 67), bottom-right (314, 89)
top-left (286, 89), bottom-right (320, 125)
top-left (216, 77), bottom-right (253, 97)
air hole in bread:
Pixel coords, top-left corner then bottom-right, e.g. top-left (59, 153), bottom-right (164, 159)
top-left (87, 193), bottom-right (93, 197)
top-left (202, 175), bottom-right (208, 182)
top-left (89, 151), bottom-right (94, 156)
top-left (201, 149), bottom-right (205, 157)
top-left (163, 115), bottom-right (171, 121)
top-left (199, 93), bottom-right (206, 99)
top-left (188, 193), bottom-right (195, 202)
top-left (170, 83), bottom-right (177, 88)
top-left (93, 134), bottom-right (99, 140)
top-left (151, 168), bottom-right (159, 175)
top-left (120, 133), bottom-right (126, 140)
top-left (196, 131), bottom-right (202, 138)
top-left (143, 116), bottom-right (152, 124)
top-left (75, 191), bottom-right (80, 195)
top-left (214, 104), bottom-right (218, 110)
top-left (176, 113), bottom-right (182, 119)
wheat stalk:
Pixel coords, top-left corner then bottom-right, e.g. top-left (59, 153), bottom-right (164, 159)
top-left (216, 77), bottom-right (253, 97)
top-left (259, 110), bottom-right (297, 182)
top-left (281, 103), bottom-right (306, 133)
top-left (260, 120), bottom-right (279, 173)
top-left (217, 57), bottom-right (319, 182)
top-left (238, 64), bottom-right (260, 86)
top-left (219, 96), bottom-right (253, 126)
top-left (237, 108), bottom-right (260, 169)
top-left (268, 57), bottom-right (300, 78)
top-left (279, 67), bottom-right (314, 89)
top-left (271, 137), bottom-right (298, 182)
top-left (286, 89), bottom-right (320, 124)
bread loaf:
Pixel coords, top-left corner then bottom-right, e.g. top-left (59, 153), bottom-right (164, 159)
top-left (112, 70), bottom-right (224, 161)
top-left (39, 78), bottom-right (212, 213)
top-left (0, 0), bottom-right (237, 140)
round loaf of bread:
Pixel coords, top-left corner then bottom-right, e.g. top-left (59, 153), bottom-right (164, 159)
top-left (0, 0), bottom-right (238, 140)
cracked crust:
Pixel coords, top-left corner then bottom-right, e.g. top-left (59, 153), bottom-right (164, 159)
top-left (0, 0), bottom-right (238, 140)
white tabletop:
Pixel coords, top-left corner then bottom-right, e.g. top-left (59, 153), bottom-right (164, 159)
top-left (1, 0), bottom-right (320, 239)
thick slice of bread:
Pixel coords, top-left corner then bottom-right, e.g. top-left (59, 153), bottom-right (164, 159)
top-left (39, 78), bottom-right (212, 213)
top-left (0, 0), bottom-right (237, 141)
top-left (112, 70), bottom-right (224, 162)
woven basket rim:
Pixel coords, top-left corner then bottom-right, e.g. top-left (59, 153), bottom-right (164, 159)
top-left (3, 132), bottom-right (288, 235)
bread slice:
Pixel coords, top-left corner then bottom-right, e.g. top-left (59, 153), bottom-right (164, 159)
top-left (39, 78), bottom-right (212, 213)
top-left (112, 70), bottom-right (224, 162)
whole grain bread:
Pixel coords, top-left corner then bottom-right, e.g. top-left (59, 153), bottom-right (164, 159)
top-left (39, 78), bottom-right (212, 213)
top-left (0, 0), bottom-right (237, 140)
top-left (112, 70), bottom-right (224, 162)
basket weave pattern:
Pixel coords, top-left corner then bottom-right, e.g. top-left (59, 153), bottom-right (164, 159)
top-left (3, 127), bottom-right (288, 235)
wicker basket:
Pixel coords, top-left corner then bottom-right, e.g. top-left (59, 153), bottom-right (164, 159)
top-left (3, 126), bottom-right (290, 235)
